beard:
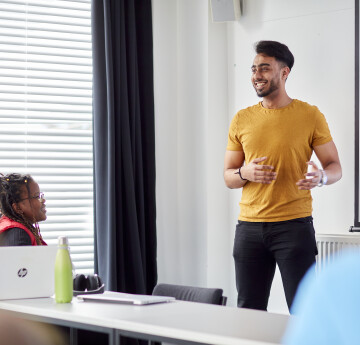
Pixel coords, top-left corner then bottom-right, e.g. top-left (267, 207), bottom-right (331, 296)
top-left (254, 78), bottom-right (279, 98)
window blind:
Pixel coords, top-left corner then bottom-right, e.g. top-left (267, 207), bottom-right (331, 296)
top-left (0, 0), bottom-right (94, 274)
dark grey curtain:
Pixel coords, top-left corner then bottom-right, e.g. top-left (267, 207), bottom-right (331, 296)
top-left (91, 0), bottom-right (157, 295)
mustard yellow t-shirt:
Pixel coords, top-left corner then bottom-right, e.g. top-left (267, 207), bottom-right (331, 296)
top-left (227, 99), bottom-right (332, 222)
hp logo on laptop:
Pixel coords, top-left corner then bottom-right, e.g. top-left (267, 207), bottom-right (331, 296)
top-left (17, 268), bottom-right (28, 278)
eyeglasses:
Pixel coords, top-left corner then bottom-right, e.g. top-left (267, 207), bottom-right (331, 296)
top-left (18, 192), bottom-right (45, 202)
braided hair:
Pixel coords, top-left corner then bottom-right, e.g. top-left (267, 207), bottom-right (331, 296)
top-left (0, 173), bottom-right (44, 245)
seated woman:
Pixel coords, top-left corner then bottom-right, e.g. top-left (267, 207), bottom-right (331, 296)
top-left (0, 173), bottom-right (47, 246)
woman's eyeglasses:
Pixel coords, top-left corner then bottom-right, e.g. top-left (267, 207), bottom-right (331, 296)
top-left (19, 192), bottom-right (45, 202)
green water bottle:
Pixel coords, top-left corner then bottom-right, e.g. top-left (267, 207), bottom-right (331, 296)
top-left (55, 236), bottom-right (73, 303)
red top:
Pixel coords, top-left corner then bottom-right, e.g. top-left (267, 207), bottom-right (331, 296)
top-left (0, 215), bottom-right (46, 246)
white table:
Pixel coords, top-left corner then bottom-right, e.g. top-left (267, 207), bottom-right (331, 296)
top-left (0, 297), bottom-right (289, 345)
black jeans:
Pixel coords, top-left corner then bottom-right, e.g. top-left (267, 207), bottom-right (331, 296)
top-left (233, 216), bottom-right (317, 311)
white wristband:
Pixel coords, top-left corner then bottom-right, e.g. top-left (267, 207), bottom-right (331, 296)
top-left (317, 169), bottom-right (328, 187)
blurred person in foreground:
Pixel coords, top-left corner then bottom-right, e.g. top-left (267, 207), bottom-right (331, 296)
top-left (0, 311), bottom-right (65, 345)
top-left (0, 173), bottom-right (47, 246)
top-left (283, 250), bottom-right (360, 345)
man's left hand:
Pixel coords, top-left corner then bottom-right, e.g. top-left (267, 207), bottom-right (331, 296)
top-left (296, 161), bottom-right (321, 190)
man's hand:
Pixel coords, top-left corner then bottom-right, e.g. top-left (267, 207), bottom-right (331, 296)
top-left (296, 161), bottom-right (321, 190)
top-left (241, 157), bottom-right (277, 184)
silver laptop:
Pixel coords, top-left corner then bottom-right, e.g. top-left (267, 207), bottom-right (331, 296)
top-left (0, 245), bottom-right (57, 300)
top-left (77, 291), bottom-right (175, 305)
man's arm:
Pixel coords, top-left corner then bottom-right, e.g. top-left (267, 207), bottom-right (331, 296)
top-left (224, 150), bottom-right (277, 189)
top-left (296, 141), bottom-right (342, 190)
top-left (224, 150), bottom-right (247, 189)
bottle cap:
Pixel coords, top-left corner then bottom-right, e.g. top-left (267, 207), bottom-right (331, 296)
top-left (58, 236), bottom-right (69, 246)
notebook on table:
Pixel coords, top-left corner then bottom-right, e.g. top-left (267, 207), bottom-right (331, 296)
top-left (0, 245), bottom-right (58, 300)
top-left (77, 291), bottom-right (175, 305)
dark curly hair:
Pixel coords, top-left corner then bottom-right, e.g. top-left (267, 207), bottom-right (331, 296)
top-left (255, 40), bottom-right (294, 70)
top-left (0, 173), bottom-right (44, 245)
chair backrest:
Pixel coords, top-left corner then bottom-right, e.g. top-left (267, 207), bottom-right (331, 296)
top-left (152, 283), bottom-right (227, 306)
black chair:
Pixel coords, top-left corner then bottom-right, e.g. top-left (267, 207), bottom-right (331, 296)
top-left (149, 283), bottom-right (227, 345)
top-left (152, 283), bottom-right (227, 306)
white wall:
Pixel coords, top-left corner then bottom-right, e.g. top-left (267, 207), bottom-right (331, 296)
top-left (152, 0), bottom-right (233, 298)
top-left (153, 0), bottom-right (355, 312)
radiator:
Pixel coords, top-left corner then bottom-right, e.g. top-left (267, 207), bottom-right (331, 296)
top-left (316, 234), bottom-right (360, 272)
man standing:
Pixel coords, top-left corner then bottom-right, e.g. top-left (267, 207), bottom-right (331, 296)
top-left (224, 40), bottom-right (342, 311)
